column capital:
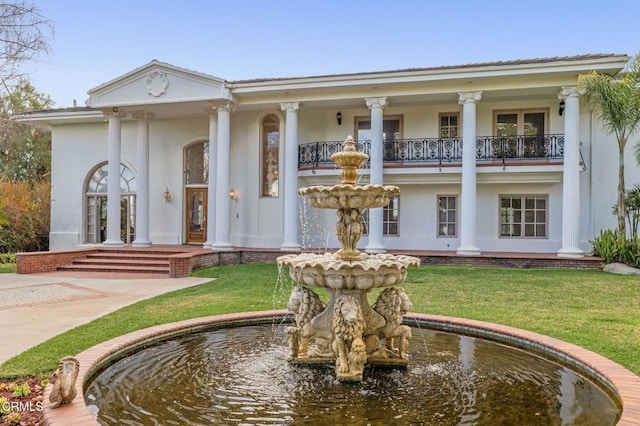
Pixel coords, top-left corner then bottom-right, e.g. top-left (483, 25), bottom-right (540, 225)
top-left (131, 111), bottom-right (155, 121)
top-left (102, 107), bottom-right (128, 119)
top-left (458, 92), bottom-right (482, 105)
top-left (365, 97), bottom-right (388, 110)
top-left (558, 86), bottom-right (584, 100)
top-left (210, 100), bottom-right (234, 112)
top-left (279, 102), bottom-right (300, 113)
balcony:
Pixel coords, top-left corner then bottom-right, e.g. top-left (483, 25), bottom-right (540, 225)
top-left (298, 134), bottom-right (564, 169)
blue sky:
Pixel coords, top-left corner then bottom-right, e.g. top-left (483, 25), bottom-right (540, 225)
top-left (21, 0), bottom-right (640, 107)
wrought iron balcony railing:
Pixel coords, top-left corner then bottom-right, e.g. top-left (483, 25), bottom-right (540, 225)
top-left (298, 134), bottom-right (564, 169)
top-left (475, 135), bottom-right (564, 163)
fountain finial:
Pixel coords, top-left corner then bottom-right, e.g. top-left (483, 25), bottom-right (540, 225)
top-left (331, 136), bottom-right (368, 185)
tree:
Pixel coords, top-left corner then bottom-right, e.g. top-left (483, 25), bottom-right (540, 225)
top-left (0, 2), bottom-right (52, 251)
top-left (579, 53), bottom-right (640, 237)
top-left (611, 184), bottom-right (640, 238)
top-left (0, 199), bottom-right (8, 226)
top-left (0, 78), bottom-right (52, 181)
top-left (0, 179), bottom-right (49, 252)
top-left (0, 1), bottom-right (52, 89)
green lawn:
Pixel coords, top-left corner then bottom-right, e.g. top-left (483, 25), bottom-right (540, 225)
top-left (0, 264), bottom-right (638, 379)
top-left (0, 263), bottom-right (16, 273)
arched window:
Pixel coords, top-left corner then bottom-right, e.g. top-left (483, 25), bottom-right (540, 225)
top-left (185, 141), bottom-right (209, 185)
top-left (262, 114), bottom-right (279, 197)
top-left (85, 163), bottom-right (136, 244)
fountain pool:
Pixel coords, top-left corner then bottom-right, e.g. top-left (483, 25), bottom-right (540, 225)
top-left (40, 310), bottom-right (640, 425)
top-left (83, 318), bottom-right (620, 425)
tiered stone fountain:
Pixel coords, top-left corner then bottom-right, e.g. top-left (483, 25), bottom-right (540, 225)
top-left (278, 136), bottom-right (420, 382)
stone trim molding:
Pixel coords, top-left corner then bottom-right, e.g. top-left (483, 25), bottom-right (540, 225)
top-left (42, 311), bottom-right (640, 425)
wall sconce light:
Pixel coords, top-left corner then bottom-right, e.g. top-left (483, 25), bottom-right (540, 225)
top-left (229, 187), bottom-right (239, 201)
top-left (336, 111), bottom-right (342, 126)
top-left (163, 187), bottom-right (172, 203)
top-left (559, 100), bottom-right (565, 116)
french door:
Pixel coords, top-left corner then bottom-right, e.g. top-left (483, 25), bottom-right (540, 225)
top-left (85, 195), bottom-right (135, 244)
top-left (186, 188), bottom-right (207, 244)
top-left (495, 110), bottom-right (547, 158)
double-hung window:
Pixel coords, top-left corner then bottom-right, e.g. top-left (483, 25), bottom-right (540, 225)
top-left (439, 113), bottom-right (459, 139)
top-left (438, 195), bottom-right (457, 237)
top-left (360, 195), bottom-right (399, 236)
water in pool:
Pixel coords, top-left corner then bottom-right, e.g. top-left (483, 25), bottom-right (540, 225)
top-left (85, 324), bottom-right (619, 425)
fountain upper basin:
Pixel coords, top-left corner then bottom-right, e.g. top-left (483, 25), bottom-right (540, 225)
top-left (300, 184), bottom-right (400, 209)
top-left (277, 252), bottom-right (420, 290)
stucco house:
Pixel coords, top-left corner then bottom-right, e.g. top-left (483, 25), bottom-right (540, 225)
top-left (15, 53), bottom-right (635, 258)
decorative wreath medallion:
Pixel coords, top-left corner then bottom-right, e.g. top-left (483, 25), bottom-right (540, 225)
top-left (145, 71), bottom-right (169, 97)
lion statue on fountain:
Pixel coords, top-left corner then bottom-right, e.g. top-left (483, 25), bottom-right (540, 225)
top-left (372, 287), bottom-right (413, 359)
top-left (332, 294), bottom-right (366, 378)
top-left (287, 285), bottom-right (326, 358)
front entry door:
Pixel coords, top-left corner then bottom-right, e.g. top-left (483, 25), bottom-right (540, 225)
top-left (186, 188), bottom-right (207, 244)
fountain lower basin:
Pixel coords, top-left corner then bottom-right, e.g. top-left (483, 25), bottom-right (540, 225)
top-left (42, 311), bottom-right (640, 425)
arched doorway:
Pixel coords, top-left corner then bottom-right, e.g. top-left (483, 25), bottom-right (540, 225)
top-left (85, 163), bottom-right (136, 244)
top-left (184, 141), bottom-right (209, 244)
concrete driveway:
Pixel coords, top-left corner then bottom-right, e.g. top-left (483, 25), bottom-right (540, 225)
top-left (0, 273), bottom-right (210, 365)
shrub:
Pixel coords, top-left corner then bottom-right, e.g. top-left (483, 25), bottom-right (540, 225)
top-left (591, 229), bottom-right (640, 267)
top-left (590, 229), bottom-right (619, 264)
top-left (10, 382), bottom-right (30, 398)
top-left (0, 180), bottom-right (49, 253)
top-left (0, 253), bottom-right (16, 264)
top-left (619, 236), bottom-right (640, 268)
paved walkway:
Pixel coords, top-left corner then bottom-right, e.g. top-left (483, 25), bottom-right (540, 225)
top-left (0, 272), bottom-right (210, 365)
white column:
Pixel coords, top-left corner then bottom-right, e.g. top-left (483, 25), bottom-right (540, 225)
top-left (458, 335), bottom-right (477, 420)
top-left (457, 92), bottom-right (482, 255)
top-left (365, 97), bottom-right (387, 253)
top-left (558, 87), bottom-right (584, 258)
top-left (103, 108), bottom-right (127, 246)
top-left (132, 112), bottom-right (153, 248)
top-left (280, 102), bottom-right (301, 251)
top-left (558, 369), bottom-right (580, 424)
top-left (211, 101), bottom-right (233, 250)
top-left (204, 111), bottom-right (218, 249)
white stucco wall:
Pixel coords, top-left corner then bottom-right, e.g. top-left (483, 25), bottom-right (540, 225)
top-left (50, 122), bottom-right (107, 250)
top-left (45, 68), bottom-right (629, 254)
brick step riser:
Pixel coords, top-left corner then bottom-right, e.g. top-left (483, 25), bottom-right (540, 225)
top-left (57, 265), bottom-right (170, 274)
top-left (95, 251), bottom-right (187, 256)
top-left (74, 260), bottom-right (169, 267)
top-left (87, 254), bottom-right (174, 261)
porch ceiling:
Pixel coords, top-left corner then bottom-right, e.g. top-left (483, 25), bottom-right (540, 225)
top-left (231, 72), bottom-right (580, 111)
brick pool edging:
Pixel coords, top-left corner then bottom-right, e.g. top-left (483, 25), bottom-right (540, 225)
top-left (42, 311), bottom-right (640, 425)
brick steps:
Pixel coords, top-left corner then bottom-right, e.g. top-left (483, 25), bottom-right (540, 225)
top-left (57, 250), bottom-right (173, 275)
top-left (57, 264), bottom-right (170, 274)
top-left (84, 254), bottom-right (170, 263)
